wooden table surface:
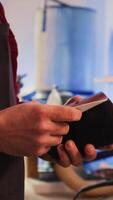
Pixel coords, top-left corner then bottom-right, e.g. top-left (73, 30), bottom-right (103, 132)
top-left (25, 179), bottom-right (113, 200)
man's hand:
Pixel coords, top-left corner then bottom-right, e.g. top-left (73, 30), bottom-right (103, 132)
top-left (56, 95), bottom-right (96, 167)
top-left (0, 102), bottom-right (81, 157)
top-left (56, 142), bottom-right (97, 167)
top-left (53, 95), bottom-right (113, 167)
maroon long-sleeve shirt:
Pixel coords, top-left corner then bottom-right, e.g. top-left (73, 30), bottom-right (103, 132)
top-left (0, 3), bottom-right (24, 200)
top-left (0, 2), bottom-right (18, 96)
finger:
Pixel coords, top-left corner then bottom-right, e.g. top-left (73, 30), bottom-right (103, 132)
top-left (30, 100), bottom-right (41, 105)
top-left (99, 144), bottom-right (113, 151)
top-left (42, 136), bottom-right (63, 147)
top-left (65, 95), bottom-right (82, 105)
top-left (36, 146), bottom-right (51, 156)
top-left (108, 144), bottom-right (113, 149)
top-left (84, 144), bottom-right (97, 161)
top-left (47, 105), bottom-right (82, 122)
top-left (57, 144), bottom-right (71, 167)
top-left (65, 140), bottom-right (83, 166)
top-left (49, 122), bottom-right (69, 136)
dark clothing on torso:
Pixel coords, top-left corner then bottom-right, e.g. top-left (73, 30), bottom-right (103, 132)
top-left (0, 2), bottom-right (24, 199)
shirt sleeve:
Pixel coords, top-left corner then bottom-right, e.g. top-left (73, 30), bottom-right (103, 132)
top-left (0, 2), bottom-right (19, 103)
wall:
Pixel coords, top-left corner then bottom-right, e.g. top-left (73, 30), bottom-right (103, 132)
top-left (35, 0), bottom-right (106, 93)
top-left (101, 0), bottom-right (113, 100)
top-left (1, 0), bottom-right (113, 98)
top-left (1, 0), bottom-right (39, 93)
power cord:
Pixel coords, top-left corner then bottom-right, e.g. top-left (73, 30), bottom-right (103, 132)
top-left (73, 179), bottom-right (113, 200)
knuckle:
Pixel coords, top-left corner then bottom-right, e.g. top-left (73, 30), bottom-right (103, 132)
top-left (35, 148), bottom-right (43, 156)
top-left (36, 106), bottom-right (46, 118)
top-left (72, 160), bottom-right (82, 166)
top-left (38, 121), bottom-right (47, 132)
top-left (59, 161), bottom-right (70, 168)
top-left (33, 145), bottom-right (48, 156)
top-left (36, 147), bottom-right (49, 156)
top-left (70, 109), bottom-right (82, 121)
top-left (76, 110), bottom-right (82, 120)
top-left (36, 137), bottom-right (44, 146)
top-left (69, 110), bottom-right (76, 121)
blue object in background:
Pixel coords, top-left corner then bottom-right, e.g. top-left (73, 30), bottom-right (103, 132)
top-left (38, 1), bottom-right (96, 93)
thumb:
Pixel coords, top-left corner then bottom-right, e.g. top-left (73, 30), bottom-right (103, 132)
top-left (65, 95), bottom-right (82, 105)
top-left (31, 100), bottom-right (41, 105)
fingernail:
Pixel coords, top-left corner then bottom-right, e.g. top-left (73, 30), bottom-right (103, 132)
top-left (65, 142), bottom-right (71, 150)
top-left (57, 137), bottom-right (63, 145)
top-left (86, 145), bottom-right (94, 155)
top-left (58, 144), bottom-right (64, 151)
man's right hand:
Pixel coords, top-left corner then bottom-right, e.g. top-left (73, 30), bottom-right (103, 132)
top-left (0, 102), bottom-right (82, 157)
